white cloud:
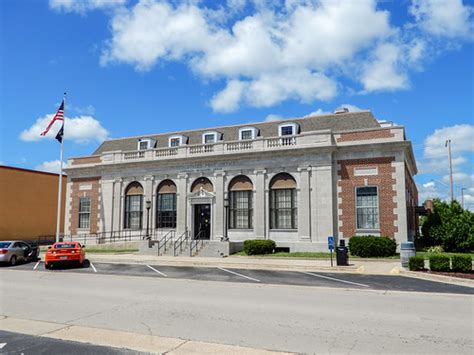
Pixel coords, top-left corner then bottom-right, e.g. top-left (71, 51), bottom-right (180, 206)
top-left (423, 124), bottom-right (474, 159)
top-left (265, 114), bottom-right (284, 122)
top-left (20, 114), bottom-right (110, 144)
top-left (209, 80), bottom-right (247, 113)
top-left (423, 181), bottom-right (435, 188)
top-left (49, 0), bottom-right (126, 13)
top-left (34, 160), bottom-right (68, 174)
top-left (410, 0), bottom-right (473, 38)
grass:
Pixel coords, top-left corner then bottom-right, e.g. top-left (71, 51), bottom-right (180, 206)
top-left (416, 251), bottom-right (474, 260)
top-left (232, 251), bottom-right (400, 259)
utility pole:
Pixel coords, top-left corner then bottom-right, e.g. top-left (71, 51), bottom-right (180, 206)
top-left (445, 139), bottom-right (454, 202)
top-left (461, 187), bottom-right (466, 209)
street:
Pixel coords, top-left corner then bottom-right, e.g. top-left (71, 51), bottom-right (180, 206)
top-left (0, 265), bottom-right (473, 354)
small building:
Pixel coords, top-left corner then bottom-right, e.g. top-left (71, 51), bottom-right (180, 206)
top-left (0, 166), bottom-right (66, 241)
top-left (63, 110), bottom-right (418, 252)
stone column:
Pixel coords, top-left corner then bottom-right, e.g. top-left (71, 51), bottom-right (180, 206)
top-left (100, 179), bottom-right (114, 234)
top-left (392, 159), bottom-right (408, 247)
top-left (298, 167), bottom-right (311, 241)
top-left (254, 169), bottom-right (266, 239)
top-left (176, 173), bottom-right (188, 236)
top-left (213, 171), bottom-right (225, 240)
top-left (312, 164), bottom-right (334, 243)
top-left (112, 178), bottom-right (122, 233)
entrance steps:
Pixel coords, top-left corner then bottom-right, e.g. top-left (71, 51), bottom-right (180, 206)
top-left (139, 240), bottom-right (231, 257)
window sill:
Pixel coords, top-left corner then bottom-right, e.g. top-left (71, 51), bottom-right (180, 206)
top-left (355, 229), bottom-right (381, 236)
top-left (229, 229), bottom-right (253, 231)
top-left (270, 229), bottom-right (298, 232)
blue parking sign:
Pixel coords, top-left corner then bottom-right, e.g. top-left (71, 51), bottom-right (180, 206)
top-left (328, 236), bottom-right (335, 250)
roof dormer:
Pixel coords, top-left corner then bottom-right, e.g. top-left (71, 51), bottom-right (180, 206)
top-left (202, 131), bottom-right (222, 144)
top-left (278, 122), bottom-right (299, 136)
top-left (137, 138), bottom-right (156, 150)
top-left (239, 126), bottom-right (259, 140)
top-left (168, 135), bottom-right (188, 147)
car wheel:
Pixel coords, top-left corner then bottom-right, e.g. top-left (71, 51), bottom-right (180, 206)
top-left (45, 263), bottom-right (51, 269)
top-left (9, 255), bottom-right (17, 266)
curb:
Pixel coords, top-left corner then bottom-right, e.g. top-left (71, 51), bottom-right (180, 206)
top-left (400, 269), bottom-right (474, 288)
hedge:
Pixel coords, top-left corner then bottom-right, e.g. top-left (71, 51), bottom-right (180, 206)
top-left (451, 254), bottom-right (472, 273)
top-left (243, 240), bottom-right (276, 255)
top-left (408, 256), bottom-right (425, 271)
top-left (348, 236), bottom-right (397, 257)
top-left (429, 254), bottom-right (450, 272)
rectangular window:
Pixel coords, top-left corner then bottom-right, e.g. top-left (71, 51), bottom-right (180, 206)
top-left (270, 189), bottom-right (297, 229)
top-left (204, 134), bottom-right (215, 144)
top-left (169, 138), bottom-right (180, 147)
top-left (125, 195), bottom-right (143, 229)
top-left (240, 130), bottom-right (253, 140)
top-left (139, 141), bottom-right (149, 150)
top-left (156, 193), bottom-right (177, 228)
top-left (280, 126), bottom-right (294, 136)
top-left (78, 197), bottom-right (90, 229)
top-left (356, 186), bottom-right (379, 230)
top-left (229, 191), bottom-right (253, 229)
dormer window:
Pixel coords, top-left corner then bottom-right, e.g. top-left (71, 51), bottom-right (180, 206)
top-left (138, 138), bottom-right (154, 150)
top-left (168, 135), bottom-right (187, 147)
top-left (278, 123), bottom-right (299, 136)
top-left (202, 131), bottom-right (221, 144)
top-left (239, 126), bottom-right (258, 140)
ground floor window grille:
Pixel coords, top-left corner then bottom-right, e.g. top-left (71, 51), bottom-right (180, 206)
top-left (270, 189), bottom-right (297, 229)
top-left (125, 195), bottom-right (143, 229)
top-left (229, 191), bottom-right (253, 229)
top-left (156, 193), bottom-right (176, 228)
top-left (78, 197), bottom-right (90, 229)
top-left (356, 186), bottom-right (379, 230)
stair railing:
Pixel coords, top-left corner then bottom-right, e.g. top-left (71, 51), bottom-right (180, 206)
top-left (157, 230), bottom-right (175, 255)
top-left (189, 231), bottom-right (205, 257)
top-left (173, 230), bottom-right (190, 256)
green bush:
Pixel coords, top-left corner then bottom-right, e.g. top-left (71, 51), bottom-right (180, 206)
top-left (408, 256), bottom-right (425, 271)
top-left (348, 236), bottom-right (397, 257)
top-left (243, 240), bottom-right (276, 255)
top-left (427, 245), bottom-right (444, 254)
top-left (451, 254), bottom-right (472, 273)
top-left (429, 254), bottom-right (450, 272)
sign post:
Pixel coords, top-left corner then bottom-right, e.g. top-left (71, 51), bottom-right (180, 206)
top-left (328, 236), bottom-right (335, 267)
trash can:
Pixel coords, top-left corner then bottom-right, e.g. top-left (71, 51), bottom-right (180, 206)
top-left (336, 239), bottom-right (349, 266)
top-left (400, 242), bottom-right (416, 268)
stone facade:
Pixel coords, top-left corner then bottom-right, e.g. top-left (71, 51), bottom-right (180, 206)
top-left (64, 111), bottom-right (418, 252)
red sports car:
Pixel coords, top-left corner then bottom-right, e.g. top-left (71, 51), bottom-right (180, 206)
top-left (44, 242), bottom-right (86, 269)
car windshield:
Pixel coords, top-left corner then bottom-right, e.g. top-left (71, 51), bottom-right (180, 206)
top-left (54, 243), bottom-right (78, 249)
top-left (0, 242), bottom-right (11, 248)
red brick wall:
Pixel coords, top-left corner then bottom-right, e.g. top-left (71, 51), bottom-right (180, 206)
top-left (337, 129), bottom-right (394, 143)
top-left (337, 157), bottom-right (398, 238)
top-left (69, 177), bottom-right (100, 235)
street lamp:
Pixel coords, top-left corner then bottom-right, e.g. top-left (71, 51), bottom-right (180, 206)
top-left (223, 197), bottom-right (229, 242)
top-left (145, 200), bottom-right (151, 242)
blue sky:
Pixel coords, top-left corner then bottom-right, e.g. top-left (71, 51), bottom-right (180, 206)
top-left (1, 0), bottom-right (473, 208)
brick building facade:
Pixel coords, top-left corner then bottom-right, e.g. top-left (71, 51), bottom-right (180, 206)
top-left (64, 110), bottom-right (418, 252)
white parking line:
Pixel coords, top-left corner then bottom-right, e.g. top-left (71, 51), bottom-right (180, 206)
top-left (90, 262), bottom-right (97, 273)
top-left (218, 267), bottom-right (260, 282)
top-left (33, 261), bottom-right (40, 270)
top-left (300, 271), bottom-right (370, 288)
top-left (146, 265), bottom-right (167, 277)
top-left (0, 343), bottom-right (6, 349)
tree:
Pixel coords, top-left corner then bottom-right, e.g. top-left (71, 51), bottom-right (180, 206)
top-left (421, 199), bottom-right (474, 252)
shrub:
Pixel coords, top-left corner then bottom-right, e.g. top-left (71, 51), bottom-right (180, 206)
top-left (408, 256), bottom-right (425, 271)
top-left (429, 254), bottom-right (450, 272)
top-left (348, 236), bottom-right (397, 257)
top-left (427, 245), bottom-right (444, 254)
top-left (243, 240), bottom-right (276, 255)
top-left (451, 254), bottom-right (472, 273)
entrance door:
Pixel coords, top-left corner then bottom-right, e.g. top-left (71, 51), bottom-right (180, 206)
top-left (194, 204), bottom-right (211, 239)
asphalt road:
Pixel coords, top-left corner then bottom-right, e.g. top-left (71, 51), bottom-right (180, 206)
top-left (5, 260), bottom-right (474, 294)
top-left (0, 330), bottom-right (143, 355)
top-left (0, 265), bottom-right (473, 354)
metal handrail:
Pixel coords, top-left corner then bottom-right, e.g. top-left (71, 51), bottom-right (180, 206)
top-left (157, 230), bottom-right (175, 255)
top-left (173, 230), bottom-right (189, 256)
top-left (189, 231), bottom-right (205, 257)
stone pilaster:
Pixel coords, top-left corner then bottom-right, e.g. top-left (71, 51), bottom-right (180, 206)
top-left (112, 178), bottom-right (122, 232)
top-left (298, 166), bottom-right (311, 241)
top-left (213, 171), bottom-right (225, 240)
top-left (100, 179), bottom-right (114, 234)
top-left (254, 169), bottom-right (266, 239)
top-left (176, 173), bottom-right (188, 236)
top-left (143, 175), bottom-right (154, 236)
top-left (312, 165), bottom-right (334, 242)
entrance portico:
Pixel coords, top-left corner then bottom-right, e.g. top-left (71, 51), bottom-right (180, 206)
top-left (187, 188), bottom-right (215, 240)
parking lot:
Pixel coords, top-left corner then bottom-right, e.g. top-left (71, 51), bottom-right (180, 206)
top-left (5, 260), bottom-right (474, 295)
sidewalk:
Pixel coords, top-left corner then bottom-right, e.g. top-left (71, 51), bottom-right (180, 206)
top-left (87, 253), bottom-right (401, 275)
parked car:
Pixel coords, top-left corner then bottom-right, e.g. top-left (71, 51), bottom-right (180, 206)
top-left (0, 240), bottom-right (40, 266)
top-left (44, 242), bottom-right (86, 269)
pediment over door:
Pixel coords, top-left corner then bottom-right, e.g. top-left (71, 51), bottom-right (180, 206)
top-left (188, 187), bottom-right (215, 203)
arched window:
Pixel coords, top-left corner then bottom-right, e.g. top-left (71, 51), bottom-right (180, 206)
top-left (269, 173), bottom-right (297, 229)
top-left (156, 180), bottom-right (177, 228)
top-left (228, 176), bottom-right (253, 229)
top-left (124, 182), bottom-right (143, 230)
top-left (190, 177), bottom-right (213, 193)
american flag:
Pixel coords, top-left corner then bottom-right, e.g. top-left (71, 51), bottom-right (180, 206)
top-left (40, 100), bottom-right (64, 136)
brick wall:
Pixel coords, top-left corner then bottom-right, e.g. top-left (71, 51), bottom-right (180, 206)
top-left (336, 129), bottom-right (394, 143)
top-left (69, 177), bottom-right (101, 235)
top-left (337, 157), bottom-right (398, 238)
top-left (70, 156), bottom-right (101, 166)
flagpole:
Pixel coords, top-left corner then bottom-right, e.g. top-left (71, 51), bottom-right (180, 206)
top-left (55, 92), bottom-right (66, 243)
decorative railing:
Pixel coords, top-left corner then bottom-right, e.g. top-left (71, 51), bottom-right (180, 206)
top-left (155, 147), bottom-right (178, 157)
top-left (266, 136), bottom-right (296, 147)
top-left (226, 140), bottom-right (253, 151)
top-left (124, 151), bottom-right (145, 160)
top-left (189, 144), bottom-right (214, 154)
